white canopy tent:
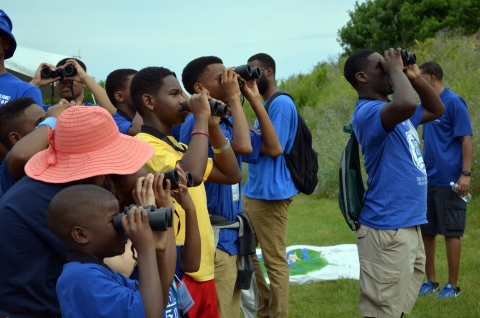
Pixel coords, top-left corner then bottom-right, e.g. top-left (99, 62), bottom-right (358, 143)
top-left (5, 46), bottom-right (70, 100)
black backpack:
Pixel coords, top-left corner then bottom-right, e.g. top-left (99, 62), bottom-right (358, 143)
top-left (265, 91), bottom-right (319, 195)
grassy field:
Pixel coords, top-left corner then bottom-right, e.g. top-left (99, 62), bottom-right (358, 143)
top-left (280, 194), bottom-right (480, 318)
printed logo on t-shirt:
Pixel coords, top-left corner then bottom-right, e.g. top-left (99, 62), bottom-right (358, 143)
top-left (0, 94), bottom-right (11, 105)
top-left (404, 120), bottom-right (426, 176)
top-left (164, 287), bottom-right (180, 318)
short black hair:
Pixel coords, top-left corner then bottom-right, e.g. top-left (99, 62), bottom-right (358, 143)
top-left (105, 69), bottom-right (138, 107)
top-left (419, 62), bottom-right (443, 81)
top-left (56, 58), bottom-right (87, 72)
top-left (130, 67), bottom-right (176, 115)
top-left (248, 53), bottom-right (276, 74)
top-left (343, 49), bottom-right (376, 89)
top-left (47, 185), bottom-right (117, 245)
top-left (0, 97), bottom-right (37, 150)
top-left (181, 56), bottom-right (223, 95)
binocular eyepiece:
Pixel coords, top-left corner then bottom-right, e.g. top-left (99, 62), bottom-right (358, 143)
top-left (401, 50), bottom-right (416, 66)
top-left (219, 64), bottom-right (262, 81)
top-left (182, 100), bottom-right (227, 118)
top-left (162, 169), bottom-right (194, 190)
top-left (113, 205), bottom-right (173, 232)
top-left (41, 65), bottom-right (77, 79)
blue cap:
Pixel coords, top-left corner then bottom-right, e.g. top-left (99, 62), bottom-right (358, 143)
top-left (0, 10), bottom-right (16, 59)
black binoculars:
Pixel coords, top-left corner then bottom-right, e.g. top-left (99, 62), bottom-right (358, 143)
top-left (162, 169), bottom-right (194, 190)
top-left (219, 64), bottom-right (261, 81)
top-left (401, 50), bottom-right (416, 66)
top-left (113, 205), bottom-right (173, 232)
top-left (41, 65), bottom-right (77, 79)
top-left (182, 100), bottom-right (227, 118)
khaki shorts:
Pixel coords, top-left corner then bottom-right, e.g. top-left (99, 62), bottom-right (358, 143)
top-left (356, 224), bottom-right (425, 318)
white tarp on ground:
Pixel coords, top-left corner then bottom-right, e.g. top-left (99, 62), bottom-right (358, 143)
top-left (5, 46), bottom-right (69, 77)
top-left (241, 244), bottom-right (360, 317)
top-left (257, 244), bottom-right (360, 285)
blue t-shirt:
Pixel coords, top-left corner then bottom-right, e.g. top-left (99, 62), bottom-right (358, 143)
top-left (180, 114), bottom-right (262, 255)
top-left (112, 110), bottom-right (133, 135)
top-left (0, 177), bottom-right (69, 315)
top-left (42, 101), bottom-right (97, 111)
top-left (0, 156), bottom-right (16, 199)
top-left (422, 88), bottom-right (473, 187)
top-left (0, 72), bottom-right (43, 106)
top-left (57, 260), bottom-right (145, 317)
top-left (243, 94), bottom-right (299, 200)
top-left (172, 124), bottom-right (182, 141)
top-left (352, 100), bottom-right (427, 230)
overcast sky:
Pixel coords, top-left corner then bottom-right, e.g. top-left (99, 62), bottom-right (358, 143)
top-left (3, 0), bottom-right (363, 87)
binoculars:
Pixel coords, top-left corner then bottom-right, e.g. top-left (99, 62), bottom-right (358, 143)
top-left (219, 64), bottom-right (261, 81)
top-left (401, 50), bottom-right (416, 66)
top-left (162, 169), bottom-right (194, 190)
top-left (41, 65), bottom-right (77, 79)
top-left (182, 100), bottom-right (227, 118)
top-left (113, 205), bottom-right (173, 232)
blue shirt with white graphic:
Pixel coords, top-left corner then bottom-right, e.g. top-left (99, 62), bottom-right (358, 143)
top-left (422, 88), bottom-right (473, 187)
top-left (352, 100), bottom-right (427, 230)
top-left (0, 72), bottom-right (43, 106)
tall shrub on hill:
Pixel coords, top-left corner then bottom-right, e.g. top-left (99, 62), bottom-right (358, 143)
top-left (337, 0), bottom-right (480, 55)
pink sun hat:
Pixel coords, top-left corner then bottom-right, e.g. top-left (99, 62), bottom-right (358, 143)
top-left (25, 106), bottom-right (153, 183)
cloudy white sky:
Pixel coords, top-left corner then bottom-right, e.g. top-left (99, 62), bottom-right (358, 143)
top-left (3, 0), bottom-right (363, 86)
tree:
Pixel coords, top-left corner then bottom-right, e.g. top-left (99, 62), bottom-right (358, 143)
top-left (337, 0), bottom-right (480, 55)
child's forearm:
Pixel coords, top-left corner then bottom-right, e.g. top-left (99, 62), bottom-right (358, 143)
top-left (209, 125), bottom-right (242, 182)
top-left (82, 76), bottom-right (117, 114)
top-left (137, 248), bottom-right (163, 318)
top-left (180, 116), bottom-right (210, 185)
top-left (180, 208), bottom-right (201, 273)
top-left (229, 99), bottom-right (252, 155)
top-left (251, 100), bottom-right (283, 157)
top-left (155, 227), bottom-right (176, 309)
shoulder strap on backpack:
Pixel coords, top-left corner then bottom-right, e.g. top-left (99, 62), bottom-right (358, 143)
top-left (344, 123), bottom-right (386, 203)
top-left (264, 91), bottom-right (293, 114)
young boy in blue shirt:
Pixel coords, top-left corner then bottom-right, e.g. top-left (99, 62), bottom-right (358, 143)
top-left (47, 184), bottom-right (170, 318)
top-left (105, 68), bottom-right (144, 136)
top-left (343, 48), bottom-right (444, 317)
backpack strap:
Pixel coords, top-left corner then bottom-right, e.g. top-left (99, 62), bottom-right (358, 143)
top-left (264, 91), bottom-right (294, 114)
top-left (344, 123), bottom-right (385, 205)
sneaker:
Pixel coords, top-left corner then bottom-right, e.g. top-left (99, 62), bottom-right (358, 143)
top-left (418, 280), bottom-right (440, 296)
top-left (438, 284), bottom-right (461, 298)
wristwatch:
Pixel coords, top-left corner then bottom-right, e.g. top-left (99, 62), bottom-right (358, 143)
top-left (462, 170), bottom-right (471, 177)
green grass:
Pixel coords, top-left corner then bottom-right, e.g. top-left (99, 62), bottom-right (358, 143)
top-left (278, 194), bottom-right (480, 318)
